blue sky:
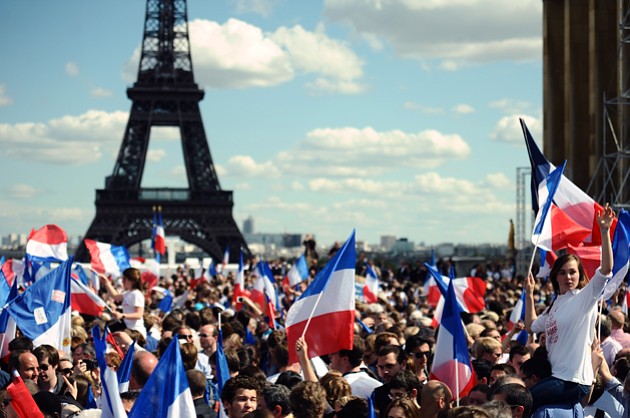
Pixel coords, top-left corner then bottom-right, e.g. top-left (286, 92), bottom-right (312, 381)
top-left (0, 0), bottom-right (543, 248)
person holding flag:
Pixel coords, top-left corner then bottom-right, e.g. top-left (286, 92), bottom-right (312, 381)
top-left (525, 204), bottom-right (616, 412)
top-left (99, 268), bottom-right (147, 337)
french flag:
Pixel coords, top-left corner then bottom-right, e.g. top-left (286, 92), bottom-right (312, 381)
top-left (251, 261), bottom-right (277, 320)
top-left (70, 277), bottom-right (107, 317)
top-left (7, 258), bottom-right (73, 354)
top-left (1, 257), bottom-right (23, 288)
top-left (622, 288), bottom-right (630, 316)
top-left (363, 264), bottom-right (379, 304)
top-left (283, 254), bottom-right (309, 289)
top-left (522, 119), bottom-right (614, 248)
top-left (0, 280), bottom-right (18, 361)
top-left (92, 326), bottom-right (127, 418)
top-left (152, 210), bottom-right (166, 260)
top-left (507, 291), bottom-right (529, 346)
top-left (153, 286), bottom-right (174, 313)
top-left (117, 341), bottom-right (135, 393)
top-left (285, 230), bottom-right (356, 364)
top-left (25, 224), bottom-right (69, 263)
top-left (425, 263), bottom-right (486, 328)
top-left (536, 248), bottom-right (557, 279)
top-left (567, 244), bottom-right (602, 279)
top-left (73, 263), bottom-right (91, 286)
top-left (600, 209), bottom-right (630, 301)
top-left (430, 277), bottom-right (476, 401)
top-left (424, 251), bottom-right (441, 308)
top-left (222, 245), bottom-right (230, 269)
top-left (84, 239), bottom-right (131, 277)
top-left (232, 251), bottom-right (249, 308)
top-left (141, 259), bottom-right (160, 292)
top-left (128, 337), bottom-right (196, 418)
top-left (7, 372), bottom-right (44, 418)
top-left (530, 161), bottom-right (584, 252)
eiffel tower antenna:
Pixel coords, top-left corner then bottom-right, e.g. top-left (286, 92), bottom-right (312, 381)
top-left (76, 0), bottom-right (249, 262)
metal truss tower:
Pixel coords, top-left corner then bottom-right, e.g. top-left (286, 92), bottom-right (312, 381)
top-left (515, 167), bottom-right (532, 276)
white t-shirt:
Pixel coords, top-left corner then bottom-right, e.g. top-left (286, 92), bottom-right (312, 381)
top-left (343, 370), bottom-right (382, 399)
top-left (122, 289), bottom-right (146, 337)
top-left (531, 268), bottom-right (610, 385)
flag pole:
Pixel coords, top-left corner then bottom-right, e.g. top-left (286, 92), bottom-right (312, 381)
top-left (300, 290), bottom-right (326, 339)
top-left (455, 363), bottom-right (460, 407)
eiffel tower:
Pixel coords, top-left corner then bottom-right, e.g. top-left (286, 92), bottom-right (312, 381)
top-left (76, 0), bottom-right (249, 262)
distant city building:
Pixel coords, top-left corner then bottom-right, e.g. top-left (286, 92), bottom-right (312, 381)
top-left (2, 233), bottom-right (28, 248)
top-left (391, 238), bottom-right (414, 254)
top-left (243, 216), bottom-right (255, 235)
top-left (380, 235), bottom-right (397, 251)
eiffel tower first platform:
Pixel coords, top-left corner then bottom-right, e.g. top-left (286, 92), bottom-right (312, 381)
top-left (76, 0), bottom-right (249, 263)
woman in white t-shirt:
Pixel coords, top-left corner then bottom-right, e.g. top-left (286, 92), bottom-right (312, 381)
top-left (100, 268), bottom-right (147, 337)
top-left (524, 204), bottom-right (615, 412)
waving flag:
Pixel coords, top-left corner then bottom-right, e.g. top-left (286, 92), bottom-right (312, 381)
top-left (73, 263), bottom-right (91, 286)
top-left (251, 261), bottom-right (277, 315)
top-left (232, 251), bottom-right (249, 308)
top-left (129, 337), bottom-right (195, 418)
top-left (285, 230), bottom-right (356, 364)
top-left (8, 258), bottom-right (72, 353)
top-left (567, 244), bottom-right (602, 279)
top-left (7, 372), bottom-right (44, 418)
top-left (208, 259), bottom-right (217, 278)
top-left (152, 209), bottom-right (166, 261)
top-left (1, 258), bottom-right (23, 287)
top-left (600, 210), bottom-right (630, 301)
top-left (24, 257), bottom-right (51, 284)
top-left (153, 286), bottom-right (174, 313)
top-left (215, 327), bottom-right (231, 397)
top-left (71, 277), bottom-right (107, 317)
top-left (536, 248), bottom-right (557, 279)
top-left (521, 119), bottom-right (614, 247)
top-left (0, 280), bottom-right (18, 361)
top-left (531, 161), bottom-right (580, 251)
top-left (283, 255), bottom-right (309, 289)
top-left (222, 245), bottom-right (230, 270)
top-left (84, 239), bottom-right (130, 277)
top-left (117, 341), bottom-right (135, 393)
top-left (507, 291), bottom-right (529, 346)
top-left (92, 326), bottom-right (126, 418)
top-left (424, 251), bottom-right (441, 307)
top-left (26, 224), bottom-right (68, 263)
top-left (363, 264), bottom-right (379, 303)
top-left (430, 278), bottom-right (476, 400)
top-left (425, 263), bottom-right (486, 328)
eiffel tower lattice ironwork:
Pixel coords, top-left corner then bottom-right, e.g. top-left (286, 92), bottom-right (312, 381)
top-left (76, 0), bottom-right (249, 262)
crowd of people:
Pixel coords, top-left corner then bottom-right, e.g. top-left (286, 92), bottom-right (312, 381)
top-left (0, 207), bottom-right (627, 418)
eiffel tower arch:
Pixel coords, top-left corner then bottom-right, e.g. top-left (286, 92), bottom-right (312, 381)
top-left (76, 0), bottom-right (249, 262)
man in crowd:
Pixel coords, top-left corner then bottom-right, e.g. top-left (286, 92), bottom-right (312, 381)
top-left (328, 335), bottom-right (382, 399)
top-left (220, 375), bottom-right (259, 418)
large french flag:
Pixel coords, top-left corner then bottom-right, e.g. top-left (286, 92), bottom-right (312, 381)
top-left (285, 230), bottom-right (356, 364)
top-left (363, 264), bottom-right (379, 303)
top-left (92, 326), bottom-right (126, 418)
top-left (7, 258), bottom-right (73, 354)
top-left (128, 337), bottom-right (196, 418)
top-left (26, 224), bottom-right (69, 263)
top-left (430, 278), bottom-right (476, 401)
top-left (70, 277), bottom-right (107, 317)
top-left (283, 254), bottom-right (309, 289)
top-left (600, 210), bottom-right (630, 301)
top-left (425, 263), bottom-right (486, 328)
top-left (522, 119), bottom-right (614, 248)
top-left (530, 161), bottom-right (584, 251)
top-left (84, 239), bottom-right (131, 277)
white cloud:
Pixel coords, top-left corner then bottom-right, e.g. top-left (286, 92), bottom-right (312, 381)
top-left (224, 155), bottom-right (281, 178)
top-left (147, 149), bottom-right (167, 162)
top-left (272, 24), bottom-right (365, 94)
top-left (484, 172), bottom-right (512, 188)
top-left (5, 184), bottom-right (42, 199)
top-left (230, 0), bottom-right (280, 17)
top-left (404, 101), bottom-right (444, 114)
top-left (488, 98), bottom-right (532, 114)
top-left (453, 104), bottom-right (474, 114)
top-left (90, 87), bottom-right (113, 98)
top-left (65, 62), bottom-right (80, 76)
top-left (122, 19), bottom-right (365, 94)
top-left (0, 85), bottom-right (12, 106)
top-left (0, 110), bottom-right (128, 164)
top-left (324, 0), bottom-right (542, 68)
top-left (491, 114), bottom-right (541, 143)
top-left (277, 126), bottom-right (471, 176)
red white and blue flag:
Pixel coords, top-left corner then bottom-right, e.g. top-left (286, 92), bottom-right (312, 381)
top-left (424, 251), bottom-right (441, 308)
top-left (0, 279), bottom-right (18, 362)
top-left (233, 251), bottom-right (249, 308)
top-left (92, 326), bottom-right (127, 418)
top-left (152, 210), bottom-right (166, 262)
top-left (251, 261), bottom-right (277, 325)
top-left (286, 230), bottom-right (356, 364)
top-left (84, 239), bottom-right (131, 278)
top-left (7, 258), bottom-right (73, 353)
top-left (283, 255), bottom-right (309, 289)
top-left (70, 277), bottom-right (107, 317)
top-left (430, 277), bottom-right (476, 400)
top-left (26, 224), bottom-right (69, 263)
top-left (1, 258), bottom-right (23, 288)
top-left (536, 248), bottom-right (557, 280)
top-left (600, 209), bottom-right (630, 301)
top-left (522, 119), bottom-right (614, 248)
top-left (363, 264), bottom-right (379, 303)
top-left (425, 263), bottom-right (486, 328)
top-left (507, 291), bottom-right (529, 346)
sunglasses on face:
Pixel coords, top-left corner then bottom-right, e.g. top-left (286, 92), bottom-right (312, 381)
top-left (413, 351), bottom-right (431, 358)
top-left (59, 367), bottom-right (73, 375)
top-left (178, 334), bottom-right (194, 341)
top-left (40, 364), bottom-right (51, 372)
